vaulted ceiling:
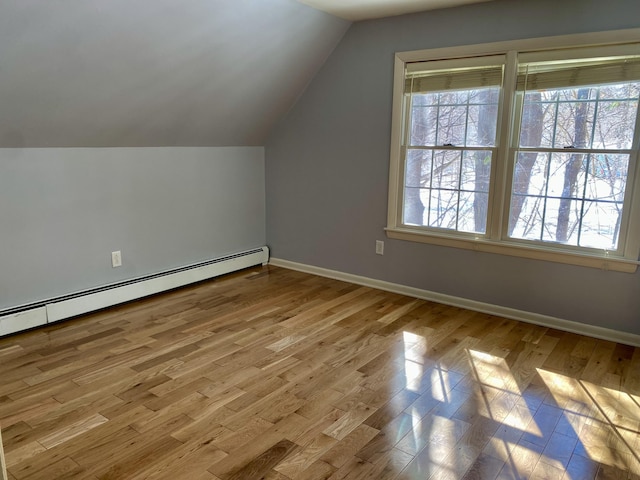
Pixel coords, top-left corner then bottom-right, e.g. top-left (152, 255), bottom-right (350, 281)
top-left (0, 0), bottom-right (349, 147)
top-left (292, 0), bottom-right (495, 21)
top-left (0, 0), bottom-right (493, 147)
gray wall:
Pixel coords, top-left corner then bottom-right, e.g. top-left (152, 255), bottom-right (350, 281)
top-left (266, 0), bottom-right (640, 334)
top-left (1, 147), bottom-right (265, 310)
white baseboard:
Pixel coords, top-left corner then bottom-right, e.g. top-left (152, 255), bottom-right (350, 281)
top-left (269, 257), bottom-right (640, 348)
top-left (0, 307), bottom-right (47, 337)
top-left (47, 248), bottom-right (269, 323)
top-left (0, 247), bottom-right (269, 337)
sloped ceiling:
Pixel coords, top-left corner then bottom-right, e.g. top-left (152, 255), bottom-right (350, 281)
top-left (293, 0), bottom-right (496, 21)
top-left (0, 0), bottom-right (350, 147)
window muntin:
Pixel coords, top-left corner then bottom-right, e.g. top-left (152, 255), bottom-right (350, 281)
top-left (509, 151), bottom-right (631, 249)
top-left (403, 147), bottom-right (494, 232)
top-left (388, 37), bottom-right (640, 271)
top-left (402, 61), bottom-right (502, 234)
top-left (518, 84), bottom-right (639, 150)
top-left (509, 57), bottom-right (640, 252)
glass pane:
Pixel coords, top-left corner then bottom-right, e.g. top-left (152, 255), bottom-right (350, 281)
top-left (410, 105), bottom-right (438, 146)
top-left (466, 88), bottom-right (499, 146)
top-left (510, 151), bottom-right (630, 250)
top-left (431, 150), bottom-right (461, 190)
top-left (509, 195), bottom-right (543, 240)
top-left (599, 82), bottom-right (640, 100)
top-left (402, 149), bottom-right (491, 232)
top-left (469, 88), bottom-right (500, 105)
top-left (520, 92), bottom-right (554, 148)
top-left (461, 151), bottom-right (492, 192)
top-left (547, 153), bottom-right (586, 199)
top-left (436, 105), bottom-right (467, 146)
top-left (439, 91), bottom-right (468, 105)
top-left (580, 201), bottom-right (623, 249)
top-left (403, 187), bottom-right (426, 225)
top-left (553, 89), bottom-right (596, 148)
top-left (458, 192), bottom-right (488, 234)
top-left (542, 198), bottom-right (580, 245)
top-left (405, 149), bottom-right (432, 188)
top-left (412, 87), bottom-right (499, 148)
top-left (521, 82), bottom-right (639, 150)
top-left (592, 98), bottom-right (638, 149)
top-left (428, 189), bottom-right (458, 229)
top-left (412, 93), bottom-right (439, 106)
top-left (513, 151), bottom-right (548, 196)
top-left (585, 154), bottom-right (629, 202)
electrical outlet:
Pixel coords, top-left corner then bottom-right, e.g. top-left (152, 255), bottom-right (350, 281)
top-left (375, 240), bottom-right (384, 255)
top-left (111, 250), bottom-right (122, 268)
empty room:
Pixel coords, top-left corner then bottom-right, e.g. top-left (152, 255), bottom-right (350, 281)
top-left (1, 0), bottom-right (640, 478)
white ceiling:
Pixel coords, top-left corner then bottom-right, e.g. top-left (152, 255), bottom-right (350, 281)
top-left (0, 0), bottom-right (497, 148)
top-left (0, 0), bottom-right (350, 147)
top-left (292, 0), bottom-right (496, 21)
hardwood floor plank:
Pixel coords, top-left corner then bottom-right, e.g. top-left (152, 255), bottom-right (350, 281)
top-left (0, 265), bottom-right (638, 479)
top-left (273, 433), bottom-right (336, 478)
top-left (323, 403), bottom-right (376, 441)
top-left (206, 413), bottom-right (307, 478)
top-left (37, 413), bottom-right (108, 449)
top-left (320, 424), bottom-right (379, 469)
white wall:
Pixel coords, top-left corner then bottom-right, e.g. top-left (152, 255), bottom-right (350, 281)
top-left (0, 147), bottom-right (265, 310)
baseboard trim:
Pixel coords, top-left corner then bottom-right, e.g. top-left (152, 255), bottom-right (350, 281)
top-left (269, 257), bottom-right (640, 348)
top-left (0, 307), bottom-right (47, 337)
top-left (0, 247), bottom-right (269, 338)
top-left (46, 248), bottom-right (269, 323)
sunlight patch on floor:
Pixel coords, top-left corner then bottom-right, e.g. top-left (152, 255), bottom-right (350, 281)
top-left (538, 368), bottom-right (640, 475)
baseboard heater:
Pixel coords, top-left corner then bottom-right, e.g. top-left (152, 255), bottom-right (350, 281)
top-left (0, 246), bottom-right (269, 337)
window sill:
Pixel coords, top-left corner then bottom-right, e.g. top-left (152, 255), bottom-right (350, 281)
top-left (385, 227), bottom-right (639, 273)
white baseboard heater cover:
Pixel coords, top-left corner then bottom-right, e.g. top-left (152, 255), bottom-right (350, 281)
top-left (0, 246), bottom-right (269, 337)
top-left (0, 307), bottom-right (47, 337)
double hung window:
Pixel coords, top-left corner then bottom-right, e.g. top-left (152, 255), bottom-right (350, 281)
top-left (403, 57), bottom-right (503, 234)
top-left (387, 33), bottom-right (640, 272)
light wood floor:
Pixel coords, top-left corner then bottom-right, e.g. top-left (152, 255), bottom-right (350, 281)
top-left (1, 265), bottom-right (639, 480)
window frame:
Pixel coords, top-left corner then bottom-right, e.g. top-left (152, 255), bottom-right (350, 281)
top-left (386, 29), bottom-right (640, 273)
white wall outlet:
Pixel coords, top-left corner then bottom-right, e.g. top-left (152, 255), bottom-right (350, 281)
top-left (375, 240), bottom-right (384, 255)
top-left (111, 250), bottom-right (122, 268)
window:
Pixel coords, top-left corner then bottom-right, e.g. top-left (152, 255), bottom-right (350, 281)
top-left (403, 58), bottom-right (502, 234)
top-left (387, 31), bottom-right (640, 272)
